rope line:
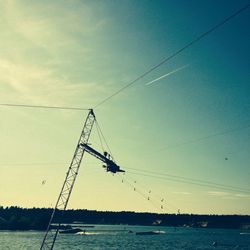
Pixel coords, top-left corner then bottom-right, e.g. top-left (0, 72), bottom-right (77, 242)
top-left (0, 103), bottom-right (89, 111)
top-left (95, 122), bottom-right (105, 152)
top-left (124, 173), bottom-right (180, 213)
top-left (93, 3), bottom-right (250, 108)
top-left (126, 167), bottom-right (250, 193)
top-left (127, 171), bottom-right (250, 194)
top-left (153, 124), bottom-right (250, 154)
top-left (116, 173), bottom-right (166, 213)
top-left (95, 119), bottom-right (114, 159)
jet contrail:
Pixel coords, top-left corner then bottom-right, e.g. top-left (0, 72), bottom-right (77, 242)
top-left (145, 64), bottom-right (189, 86)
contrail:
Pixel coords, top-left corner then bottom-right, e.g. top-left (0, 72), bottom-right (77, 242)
top-left (145, 64), bottom-right (189, 86)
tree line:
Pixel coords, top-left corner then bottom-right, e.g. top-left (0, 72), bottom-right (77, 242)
top-left (0, 206), bottom-right (250, 230)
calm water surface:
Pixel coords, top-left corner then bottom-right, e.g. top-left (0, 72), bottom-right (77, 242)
top-left (0, 225), bottom-right (250, 250)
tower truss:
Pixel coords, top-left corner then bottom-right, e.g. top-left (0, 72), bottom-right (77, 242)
top-left (40, 109), bottom-right (95, 250)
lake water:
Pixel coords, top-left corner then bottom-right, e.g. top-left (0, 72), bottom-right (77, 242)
top-left (0, 225), bottom-right (250, 249)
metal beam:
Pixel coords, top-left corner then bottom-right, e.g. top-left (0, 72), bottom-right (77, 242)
top-left (40, 109), bottom-right (95, 250)
top-left (80, 143), bottom-right (125, 173)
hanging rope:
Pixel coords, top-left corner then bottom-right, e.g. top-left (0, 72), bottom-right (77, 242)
top-left (116, 172), bottom-right (181, 214)
top-left (124, 173), bottom-right (180, 213)
top-left (117, 173), bottom-right (163, 212)
top-left (95, 122), bottom-right (105, 152)
top-left (95, 119), bottom-right (115, 160)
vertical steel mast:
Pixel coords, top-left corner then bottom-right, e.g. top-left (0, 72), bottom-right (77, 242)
top-left (40, 109), bottom-right (95, 250)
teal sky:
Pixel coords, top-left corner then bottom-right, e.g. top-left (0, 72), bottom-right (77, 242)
top-left (0, 0), bottom-right (249, 215)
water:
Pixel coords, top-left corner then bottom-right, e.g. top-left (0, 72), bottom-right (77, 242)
top-left (0, 225), bottom-right (250, 249)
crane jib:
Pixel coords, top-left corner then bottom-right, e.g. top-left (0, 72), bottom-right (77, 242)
top-left (80, 143), bottom-right (125, 174)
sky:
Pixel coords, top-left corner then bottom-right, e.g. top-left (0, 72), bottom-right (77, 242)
top-left (0, 0), bottom-right (249, 215)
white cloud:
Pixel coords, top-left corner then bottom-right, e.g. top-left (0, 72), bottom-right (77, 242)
top-left (235, 194), bottom-right (250, 198)
top-left (173, 191), bottom-right (192, 195)
top-left (2, 0), bottom-right (106, 52)
top-left (207, 191), bottom-right (250, 200)
top-left (207, 191), bottom-right (229, 197)
top-left (0, 1), bottom-right (111, 106)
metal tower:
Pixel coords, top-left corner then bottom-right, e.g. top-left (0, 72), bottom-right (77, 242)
top-left (40, 109), bottom-right (95, 250)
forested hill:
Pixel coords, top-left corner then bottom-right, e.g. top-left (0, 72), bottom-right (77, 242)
top-left (0, 206), bottom-right (250, 230)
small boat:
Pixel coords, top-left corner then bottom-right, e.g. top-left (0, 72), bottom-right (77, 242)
top-left (59, 228), bottom-right (83, 234)
top-left (135, 230), bottom-right (165, 235)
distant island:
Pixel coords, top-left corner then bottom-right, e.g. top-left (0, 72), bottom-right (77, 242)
top-left (0, 206), bottom-right (250, 230)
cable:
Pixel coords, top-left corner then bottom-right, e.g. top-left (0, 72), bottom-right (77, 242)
top-left (153, 123), bottom-right (250, 153)
top-left (2, 5), bottom-right (249, 113)
top-left (124, 173), bottom-right (180, 213)
top-left (127, 171), bottom-right (250, 194)
top-left (0, 162), bottom-right (97, 166)
top-left (116, 173), bottom-right (167, 213)
top-left (0, 103), bottom-right (89, 111)
top-left (95, 119), bottom-right (114, 159)
top-left (93, 3), bottom-right (250, 108)
top-left (0, 162), bottom-right (66, 166)
top-left (2, 159), bottom-right (249, 193)
top-left (3, 159), bottom-right (249, 193)
top-left (126, 167), bottom-right (250, 193)
top-left (95, 122), bottom-right (105, 152)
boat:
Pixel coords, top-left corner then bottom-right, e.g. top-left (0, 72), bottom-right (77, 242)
top-left (59, 228), bottom-right (83, 234)
top-left (135, 230), bottom-right (165, 235)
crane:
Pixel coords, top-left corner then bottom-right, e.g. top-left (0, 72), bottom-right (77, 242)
top-left (80, 143), bottom-right (125, 174)
top-left (40, 109), bottom-right (124, 250)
